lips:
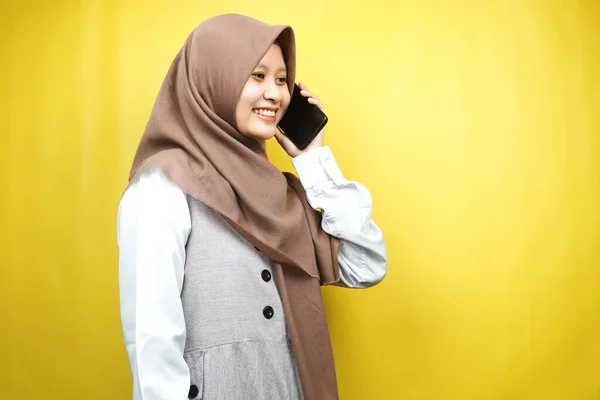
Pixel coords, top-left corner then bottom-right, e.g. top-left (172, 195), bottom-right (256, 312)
top-left (252, 108), bottom-right (278, 122)
top-left (253, 108), bottom-right (277, 117)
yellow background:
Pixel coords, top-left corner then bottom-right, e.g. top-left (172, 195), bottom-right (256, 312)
top-left (1, 0), bottom-right (599, 399)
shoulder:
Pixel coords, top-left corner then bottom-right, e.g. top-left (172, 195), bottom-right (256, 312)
top-left (122, 168), bottom-right (187, 203)
top-left (118, 168), bottom-right (190, 227)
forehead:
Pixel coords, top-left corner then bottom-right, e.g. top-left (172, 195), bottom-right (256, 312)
top-left (255, 45), bottom-right (287, 70)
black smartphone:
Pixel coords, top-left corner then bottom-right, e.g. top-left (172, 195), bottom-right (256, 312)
top-left (277, 83), bottom-right (328, 150)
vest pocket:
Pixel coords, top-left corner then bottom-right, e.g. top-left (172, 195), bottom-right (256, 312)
top-left (184, 349), bottom-right (205, 399)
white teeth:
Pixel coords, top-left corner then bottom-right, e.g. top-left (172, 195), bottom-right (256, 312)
top-left (254, 109), bottom-right (276, 117)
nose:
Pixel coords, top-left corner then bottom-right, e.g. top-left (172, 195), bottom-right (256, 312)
top-left (263, 80), bottom-right (282, 103)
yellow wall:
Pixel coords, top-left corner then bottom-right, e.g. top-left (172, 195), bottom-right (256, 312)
top-left (2, 0), bottom-right (599, 398)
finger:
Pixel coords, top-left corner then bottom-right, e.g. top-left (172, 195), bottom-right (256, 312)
top-left (307, 97), bottom-right (324, 110)
top-left (302, 91), bottom-right (323, 108)
top-left (275, 130), bottom-right (294, 148)
top-left (298, 83), bottom-right (323, 108)
top-left (298, 83), bottom-right (317, 97)
top-left (274, 130), bottom-right (286, 145)
top-left (299, 89), bottom-right (314, 99)
top-left (275, 130), bottom-right (301, 156)
top-left (300, 88), bottom-right (319, 99)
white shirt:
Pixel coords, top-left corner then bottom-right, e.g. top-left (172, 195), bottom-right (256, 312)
top-left (117, 146), bottom-right (387, 399)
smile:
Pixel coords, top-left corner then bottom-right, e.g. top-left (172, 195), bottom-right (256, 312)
top-left (252, 108), bottom-right (277, 123)
top-left (253, 108), bottom-right (277, 117)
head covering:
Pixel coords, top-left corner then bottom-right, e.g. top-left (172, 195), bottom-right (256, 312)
top-left (127, 13), bottom-right (341, 399)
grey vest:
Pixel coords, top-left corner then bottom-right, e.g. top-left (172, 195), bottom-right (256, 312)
top-left (181, 196), bottom-right (303, 400)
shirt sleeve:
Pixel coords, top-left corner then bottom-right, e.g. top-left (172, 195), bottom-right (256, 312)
top-left (292, 146), bottom-right (388, 288)
top-left (117, 168), bottom-right (191, 400)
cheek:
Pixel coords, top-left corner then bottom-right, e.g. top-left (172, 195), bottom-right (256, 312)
top-left (234, 101), bottom-right (246, 131)
top-left (281, 91), bottom-right (291, 111)
top-left (235, 96), bottom-right (254, 130)
top-left (236, 83), bottom-right (259, 119)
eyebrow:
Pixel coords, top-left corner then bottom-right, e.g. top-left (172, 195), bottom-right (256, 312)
top-left (255, 64), bottom-right (287, 73)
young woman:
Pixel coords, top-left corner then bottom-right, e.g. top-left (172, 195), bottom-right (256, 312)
top-left (117, 13), bottom-right (387, 400)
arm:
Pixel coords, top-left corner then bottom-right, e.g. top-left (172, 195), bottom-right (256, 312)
top-left (117, 169), bottom-right (191, 399)
top-left (292, 146), bottom-right (388, 288)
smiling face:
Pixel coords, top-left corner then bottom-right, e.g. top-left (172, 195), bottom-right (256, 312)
top-left (235, 44), bottom-right (291, 146)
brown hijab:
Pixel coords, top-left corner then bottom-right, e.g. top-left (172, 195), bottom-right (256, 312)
top-left (127, 14), bottom-right (341, 399)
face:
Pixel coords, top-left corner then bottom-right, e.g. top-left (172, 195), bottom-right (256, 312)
top-left (235, 44), bottom-right (290, 146)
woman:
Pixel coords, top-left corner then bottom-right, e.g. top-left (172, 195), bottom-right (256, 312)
top-left (117, 13), bottom-right (387, 400)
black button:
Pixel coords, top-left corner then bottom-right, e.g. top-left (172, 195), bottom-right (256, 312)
top-left (263, 306), bottom-right (274, 319)
top-left (188, 384), bottom-right (199, 399)
top-left (261, 269), bottom-right (272, 282)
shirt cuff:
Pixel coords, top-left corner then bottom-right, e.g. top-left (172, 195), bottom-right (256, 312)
top-left (291, 146), bottom-right (344, 189)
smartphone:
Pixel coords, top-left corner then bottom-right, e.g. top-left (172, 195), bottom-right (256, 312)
top-left (277, 83), bottom-right (328, 150)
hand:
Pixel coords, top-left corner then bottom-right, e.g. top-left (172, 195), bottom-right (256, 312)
top-left (275, 82), bottom-right (325, 158)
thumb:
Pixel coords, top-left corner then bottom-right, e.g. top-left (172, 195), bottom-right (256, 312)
top-left (274, 130), bottom-right (286, 146)
top-left (274, 130), bottom-right (301, 157)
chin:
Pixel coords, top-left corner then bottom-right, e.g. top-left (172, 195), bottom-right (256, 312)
top-left (247, 128), bottom-right (277, 141)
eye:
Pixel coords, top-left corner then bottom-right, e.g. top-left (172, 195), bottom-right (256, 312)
top-left (252, 72), bottom-right (265, 80)
top-left (276, 76), bottom-right (287, 85)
